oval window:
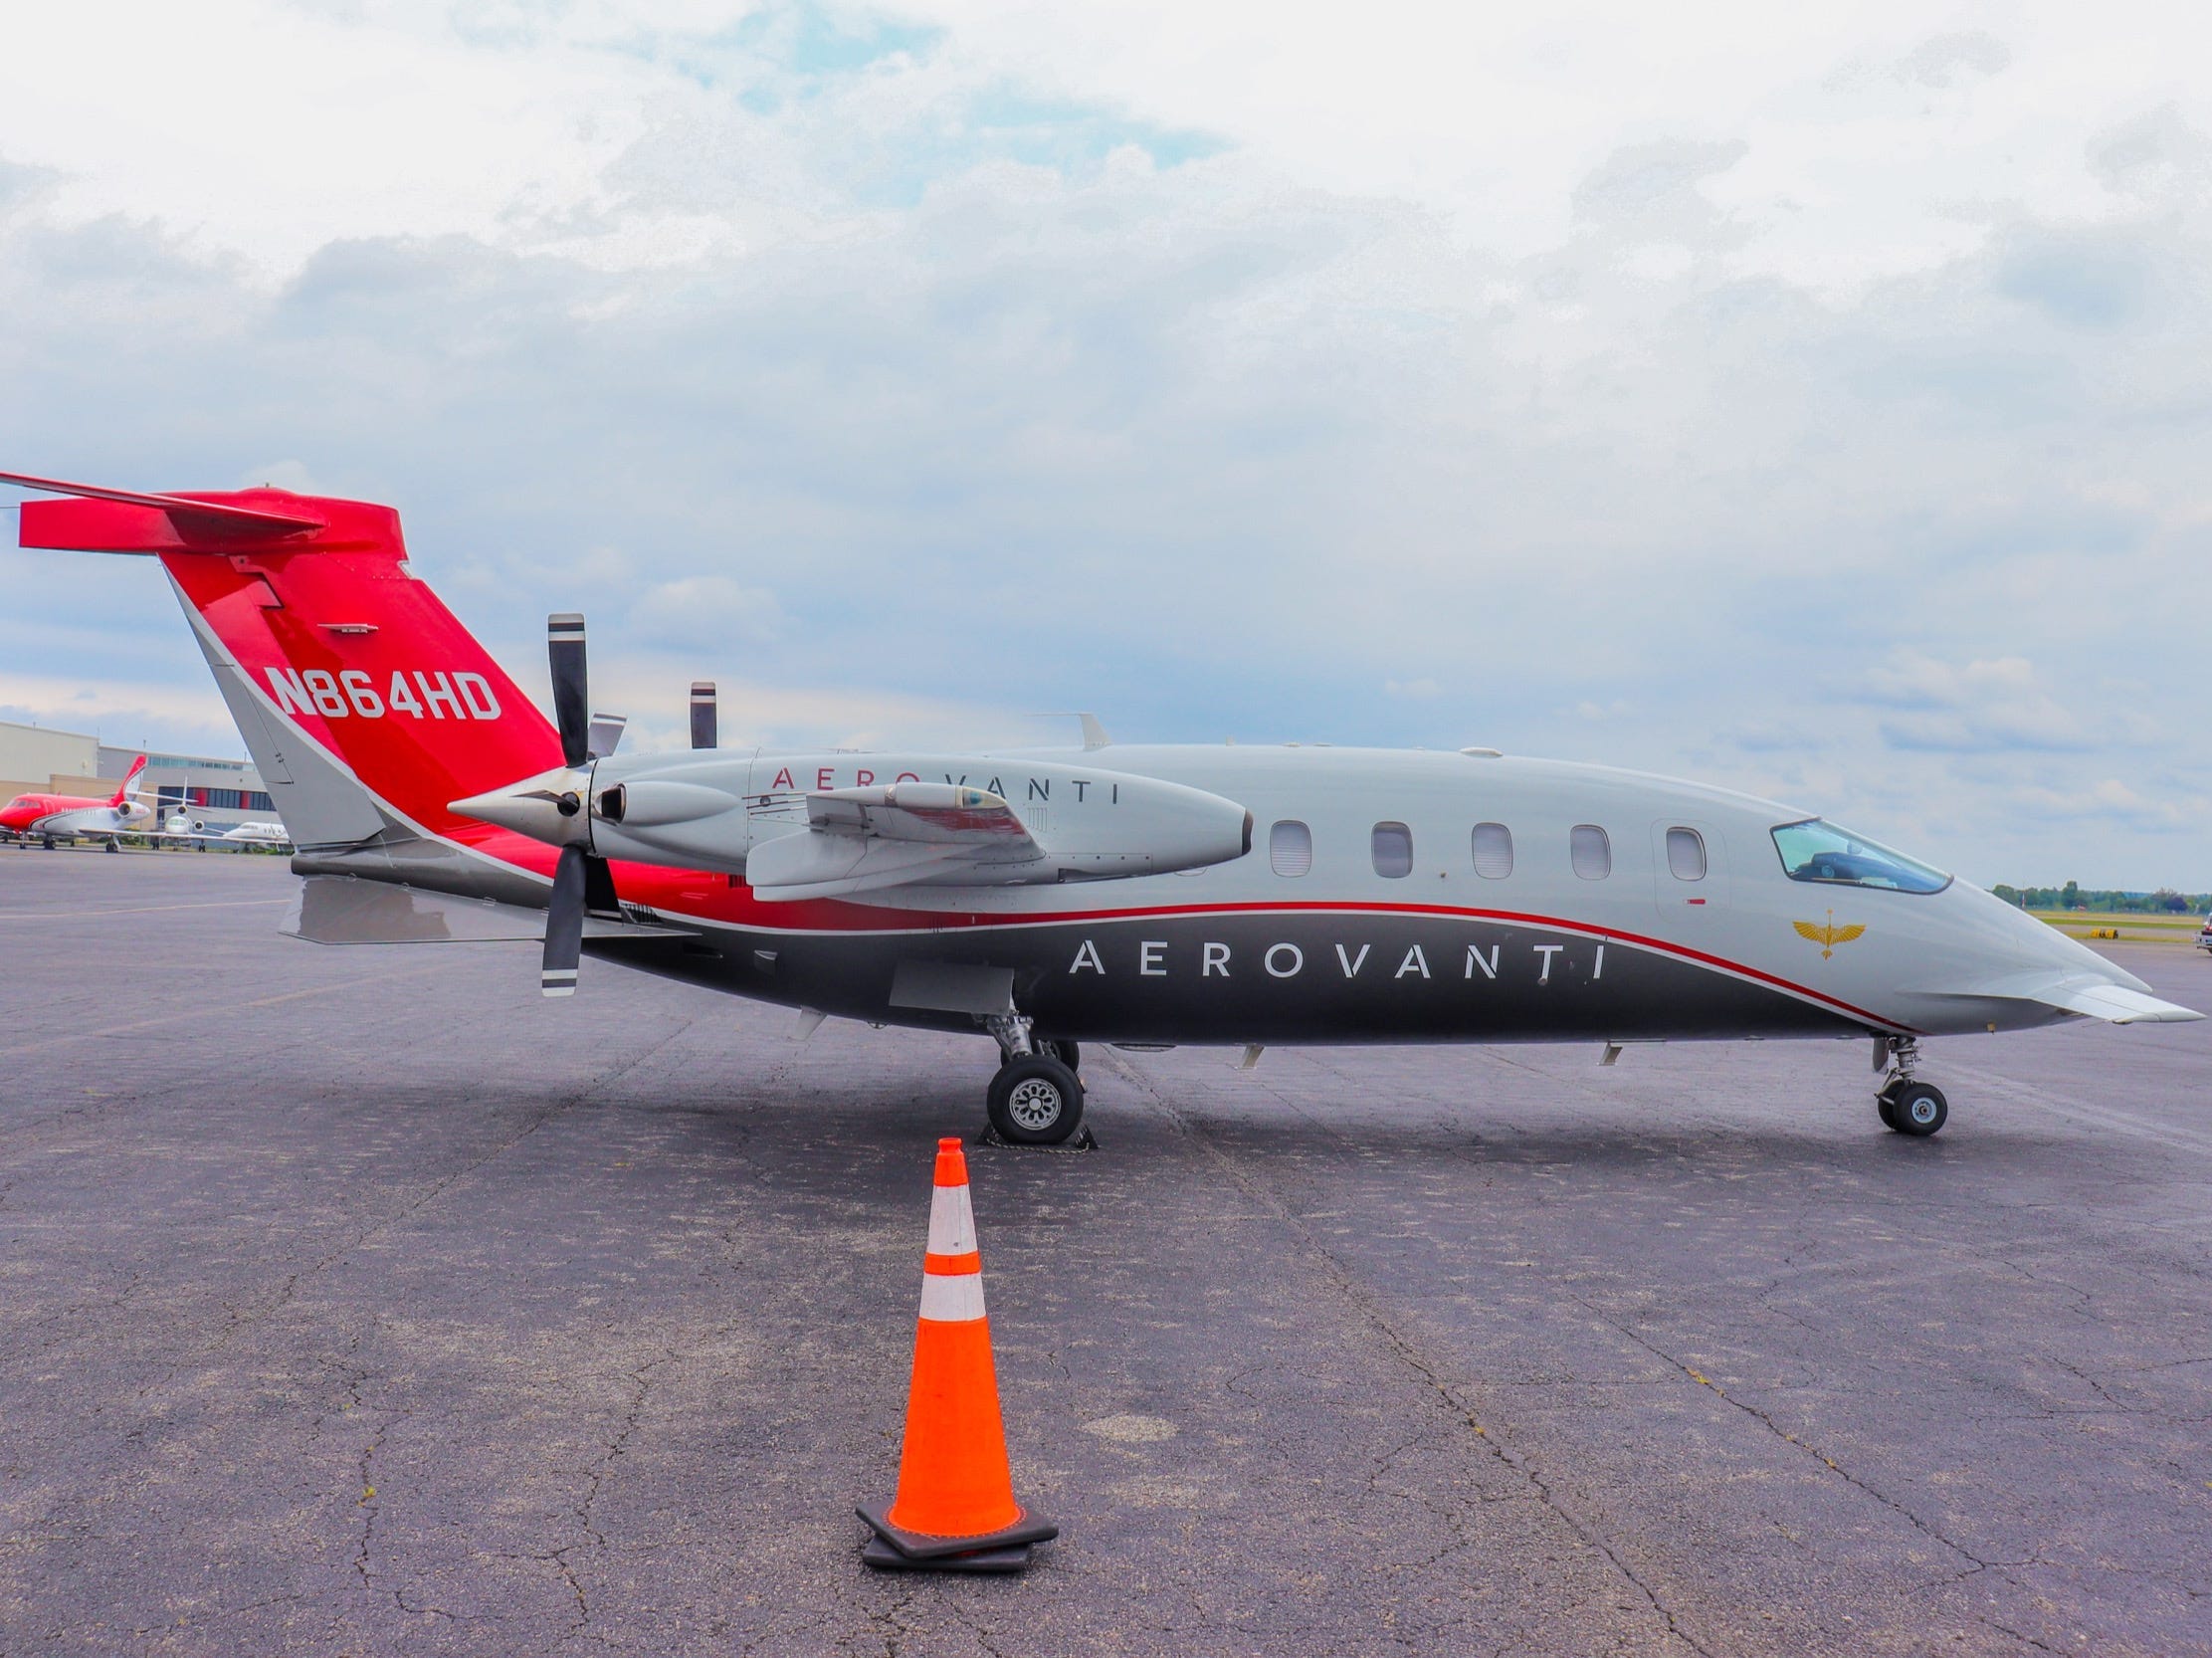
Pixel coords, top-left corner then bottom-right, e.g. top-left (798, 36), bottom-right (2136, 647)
top-left (1472, 822), bottom-right (1513, 879)
top-left (1570, 824), bottom-right (1611, 880)
top-left (1270, 819), bottom-right (1312, 878)
top-left (1666, 827), bottom-right (1707, 881)
top-left (1371, 822), bottom-right (1413, 879)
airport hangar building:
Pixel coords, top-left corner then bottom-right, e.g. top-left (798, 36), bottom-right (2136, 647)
top-left (0, 717), bottom-right (274, 838)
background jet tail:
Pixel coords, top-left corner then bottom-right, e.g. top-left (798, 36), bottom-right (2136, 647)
top-left (12, 475), bottom-right (560, 876)
top-left (107, 753), bottom-right (147, 808)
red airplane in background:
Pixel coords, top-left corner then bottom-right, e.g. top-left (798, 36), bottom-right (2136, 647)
top-left (0, 754), bottom-right (153, 850)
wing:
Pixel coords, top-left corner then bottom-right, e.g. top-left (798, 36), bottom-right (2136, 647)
top-left (805, 782), bottom-right (1035, 847)
top-left (1831, 924), bottom-right (1866, 944)
top-left (747, 783), bottom-right (1045, 901)
top-left (1792, 921), bottom-right (1828, 943)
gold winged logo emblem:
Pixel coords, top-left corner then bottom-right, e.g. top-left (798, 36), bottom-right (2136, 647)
top-left (1793, 909), bottom-right (1866, 960)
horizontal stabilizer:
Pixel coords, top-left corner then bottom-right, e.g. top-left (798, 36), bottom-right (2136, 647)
top-left (3, 469), bottom-right (326, 545)
top-left (284, 875), bottom-right (690, 945)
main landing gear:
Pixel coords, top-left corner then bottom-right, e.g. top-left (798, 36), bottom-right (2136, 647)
top-left (1875, 1036), bottom-right (1947, 1138)
top-left (982, 1014), bottom-right (1086, 1146)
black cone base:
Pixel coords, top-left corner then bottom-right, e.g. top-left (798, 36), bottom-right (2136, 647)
top-left (861, 1534), bottom-right (1033, 1573)
top-left (857, 1500), bottom-right (1058, 1562)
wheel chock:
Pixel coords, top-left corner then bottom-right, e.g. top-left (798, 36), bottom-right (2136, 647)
top-left (975, 1124), bottom-right (1098, 1152)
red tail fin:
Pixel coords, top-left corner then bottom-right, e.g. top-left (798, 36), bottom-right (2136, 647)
top-left (108, 754), bottom-right (146, 807)
top-left (17, 480), bottom-right (559, 852)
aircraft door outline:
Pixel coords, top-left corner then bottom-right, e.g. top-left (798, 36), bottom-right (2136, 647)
top-left (1652, 818), bottom-right (1729, 921)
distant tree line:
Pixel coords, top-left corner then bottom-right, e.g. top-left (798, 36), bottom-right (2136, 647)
top-left (1990, 882), bottom-right (2211, 914)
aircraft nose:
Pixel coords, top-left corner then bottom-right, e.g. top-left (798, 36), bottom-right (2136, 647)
top-left (1996, 895), bottom-right (2158, 993)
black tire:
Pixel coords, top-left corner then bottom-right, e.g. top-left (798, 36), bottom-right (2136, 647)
top-left (1891, 1081), bottom-right (1947, 1138)
top-left (987, 1054), bottom-right (1085, 1146)
top-left (1039, 1038), bottom-right (1081, 1074)
top-left (1877, 1081), bottom-right (1901, 1132)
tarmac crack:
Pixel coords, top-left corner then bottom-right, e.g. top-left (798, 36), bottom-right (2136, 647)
top-left (1589, 1313), bottom-right (1989, 1577)
top-left (1108, 1050), bottom-right (1717, 1658)
top-left (271, 1027), bottom-right (685, 1641)
top-left (144, 1026), bottom-right (678, 1399)
top-left (1980, 1616), bottom-right (2075, 1656)
top-left (552, 1344), bottom-right (682, 1642)
top-left (849, 1583), bottom-right (917, 1657)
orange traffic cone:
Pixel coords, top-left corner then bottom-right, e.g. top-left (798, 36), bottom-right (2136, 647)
top-left (860, 1138), bottom-right (1058, 1572)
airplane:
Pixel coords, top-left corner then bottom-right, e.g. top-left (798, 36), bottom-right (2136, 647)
top-left (0, 753), bottom-right (153, 850)
top-left (3, 467), bottom-right (2198, 1145)
top-left (159, 808), bottom-right (294, 850)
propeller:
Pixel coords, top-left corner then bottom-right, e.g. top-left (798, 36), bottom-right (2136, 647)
top-left (539, 611), bottom-right (610, 998)
top-left (691, 680), bottom-right (717, 749)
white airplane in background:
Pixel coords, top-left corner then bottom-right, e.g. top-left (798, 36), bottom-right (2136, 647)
top-left (5, 468), bottom-right (2198, 1147)
top-left (160, 809), bottom-right (294, 850)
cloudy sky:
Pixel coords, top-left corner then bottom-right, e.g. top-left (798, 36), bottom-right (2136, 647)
top-left (2, 1), bottom-right (2207, 888)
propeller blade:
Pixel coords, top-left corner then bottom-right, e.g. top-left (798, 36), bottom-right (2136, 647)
top-left (691, 680), bottom-right (716, 750)
top-left (548, 613), bottom-right (589, 768)
top-left (542, 842), bottom-right (586, 997)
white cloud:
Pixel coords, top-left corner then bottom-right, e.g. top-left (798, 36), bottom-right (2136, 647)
top-left (628, 575), bottom-right (785, 652)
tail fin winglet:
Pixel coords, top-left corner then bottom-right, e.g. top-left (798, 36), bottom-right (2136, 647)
top-left (3, 469), bottom-right (332, 552)
top-left (108, 754), bottom-right (147, 807)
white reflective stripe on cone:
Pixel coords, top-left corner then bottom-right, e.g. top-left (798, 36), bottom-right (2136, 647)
top-left (918, 1272), bottom-right (986, 1323)
top-left (925, 1181), bottom-right (977, 1257)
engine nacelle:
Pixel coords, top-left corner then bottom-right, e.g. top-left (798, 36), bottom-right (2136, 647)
top-left (575, 750), bottom-right (1251, 893)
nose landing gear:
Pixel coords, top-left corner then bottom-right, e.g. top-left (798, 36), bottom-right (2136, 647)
top-left (1875, 1036), bottom-right (1947, 1137)
top-left (982, 1014), bottom-right (1087, 1146)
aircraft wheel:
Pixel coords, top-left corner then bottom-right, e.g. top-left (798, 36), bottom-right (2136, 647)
top-left (102, 840), bottom-right (118, 854)
top-left (1876, 1081), bottom-right (1901, 1132)
top-left (1039, 1038), bottom-right (1081, 1074)
top-left (987, 1054), bottom-right (1085, 1146)
top-left (42, 836), bottom-right (55, 850)
top-left (1891, 1081), bottom-right (1948, 1138)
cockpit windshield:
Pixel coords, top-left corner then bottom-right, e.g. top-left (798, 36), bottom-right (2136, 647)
top-left (1770, 818), bottom-right (1951, 895)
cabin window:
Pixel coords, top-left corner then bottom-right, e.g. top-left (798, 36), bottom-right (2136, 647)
top-left (1471, 822), bottom-right (1513, 879)
top-left (1270, 819), bottom-right (1313, 878)
top-left (1371, 821), bottom-right (1414, 879)
top-left (1666, 827), bottom-right (1708, 881)
top-left (1770, 818), bottom-right (1950, 894)
top-left (1570, 824), bottom-right (1611, 880)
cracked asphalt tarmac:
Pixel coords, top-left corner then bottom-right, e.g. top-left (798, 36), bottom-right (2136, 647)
top-left (2, 852), bottom-right (2209, 1656)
